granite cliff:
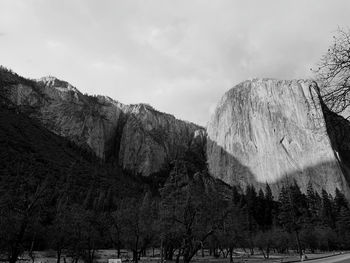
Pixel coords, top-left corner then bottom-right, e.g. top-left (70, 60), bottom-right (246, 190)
top-left (207, 79), bottom-right (350, 198)
top-left (2, 67), bottom-right (350, 198)
top-left (2, 74), bottom-right (205, 176)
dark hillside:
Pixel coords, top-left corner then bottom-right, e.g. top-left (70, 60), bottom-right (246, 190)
top-left (0, 105), bottom-right (144, 207)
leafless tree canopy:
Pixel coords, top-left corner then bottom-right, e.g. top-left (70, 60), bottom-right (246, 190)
top-left (315, 27), bottom-right (350, 118)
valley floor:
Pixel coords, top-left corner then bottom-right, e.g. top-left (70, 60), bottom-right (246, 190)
top-left (19, 250), bottom-right (349, 263)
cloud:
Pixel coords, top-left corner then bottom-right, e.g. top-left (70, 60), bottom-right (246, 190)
top-left (46, 40), bottom-right (64, 49)
top-left (1, 0), bottom-right (350, 125)
top-left (90, 60), bottom-right (125, 73)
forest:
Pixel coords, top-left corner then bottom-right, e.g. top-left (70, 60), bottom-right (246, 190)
top-left (1, 123), bottom-right (350, 263)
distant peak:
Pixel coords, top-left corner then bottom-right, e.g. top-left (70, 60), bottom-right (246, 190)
top-left (130, 103), bottom-right (156, 113)
top-left (38, 75), bottom-right (58, 82)
top-left (37, 76), bottom-right (80, 93)
top-left (138, 103), bottom-right (154, 110)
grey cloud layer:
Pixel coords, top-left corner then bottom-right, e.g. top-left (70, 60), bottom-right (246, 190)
top-left (1, 0), bottom-right (350, 125)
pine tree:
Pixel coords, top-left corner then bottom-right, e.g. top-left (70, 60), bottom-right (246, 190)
top-left (321, 189), bottom-right (335, 228)
top-left (256, 189), bottom-right (266, 228)
top-left (159, 164), bottom-right (216, 263)
top-left (232, 185), bottom-right (241, 204)
top-left (334, 188), bottom-right (349, 213)
top-left (83, 186), bottom-right (94, 210)
top-left (264, 183), bottom-right (274, 228)
top-left (306, 182), bottom-right (320, 225)
top-left (336, 206), bottom-right (350, 248)
top-left (245, 185), bottom-right (258, 254)
top-left (278, 182), bottom-right (306, 260)
top-left (265, 183), bottom-right (274, 202)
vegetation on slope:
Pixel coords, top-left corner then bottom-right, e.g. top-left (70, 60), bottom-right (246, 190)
top-left (0, 102), bottom-right (144, 263)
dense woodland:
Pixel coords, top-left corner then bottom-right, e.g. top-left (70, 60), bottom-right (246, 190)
top-left (1, 130), bottom-right (350, 263)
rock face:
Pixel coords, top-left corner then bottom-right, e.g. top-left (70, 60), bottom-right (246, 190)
top-left (4, 76), bottom-right (205, 176)
top-left (118, 103), bottom-right (205, 175)
top-left (4, 69), bottom-right (350, 198)
top-left (207, 79), bottom-right (350, 198)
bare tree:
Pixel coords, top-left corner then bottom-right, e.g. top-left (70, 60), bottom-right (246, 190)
top-left (0, 163), bottom-right (49, 263)
top-left (314, 27), bottom-right (350, 118)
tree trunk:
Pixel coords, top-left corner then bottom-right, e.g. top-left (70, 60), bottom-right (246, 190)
top-left (165, 246), bottom-right (174, 260)
top-left (182, 245), bottom-right (193, 263)
top-left (132, 250), bottom-right (138, 263)
top-left (213, 248), bottom-right (219, 258)
top-left (117, 241), bottom-right (121, 258)
top-left (57, 248), bottom-right (61, 263)
top-left (266, 245), bottom-right (270, 259)
top-left (9, 217), bottom-right (28, 263)
top-left (91, 249), bottom-right (95, 263)
top-left (175, 250), bottom-right (181, 263)
top-left (183, 256), bottom-right (190, 263)
top-left (29, 233), bottom-right (36, 263)
top-left (295, 230), bottom-right (302, 261)
top-left (229, 247), bottom-right (234, 263)
top-left (133, 234), bottom-right (139, 263)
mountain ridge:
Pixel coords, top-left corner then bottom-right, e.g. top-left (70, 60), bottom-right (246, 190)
top-left (2, 66), bottom-right (350, 198)
top-left (0, 66), bottom-right (206, 177)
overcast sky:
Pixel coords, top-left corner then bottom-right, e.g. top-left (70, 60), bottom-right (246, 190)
top-left (1, 0), bottom-right (350, 125)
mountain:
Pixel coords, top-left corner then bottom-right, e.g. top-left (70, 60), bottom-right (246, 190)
top-left (2, 66), bottom-right (350, 199)
top-left (0, 68), bottom-right (206, 177)
top-left (0, 93), bottom-right (143, 205)
top-left (0, 66), bottom-right (225, 222)
top-left (207, 79), bottom-right (350, 198)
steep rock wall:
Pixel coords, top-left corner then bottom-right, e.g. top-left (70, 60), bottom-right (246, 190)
top-left (118, 103), bottom-right (204, 175)
top-left (207, 79), bottom-right (350, 198)
top-left (4, 76), bottom-right (205, 176)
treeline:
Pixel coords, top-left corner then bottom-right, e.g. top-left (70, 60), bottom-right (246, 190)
top-left (0, 102), bottom-right (144, 263)
top-left (1, 152), bottom-right (350, 263)
top-left (157, 163), bottom-right (350, 263)
top-left (0, 66), bottom-right (36, 88)
top-left (0, 151), bottom-right (144, 263)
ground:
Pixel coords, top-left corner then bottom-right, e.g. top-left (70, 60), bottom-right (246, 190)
top-left (21, 250), bottom-right (350, 263)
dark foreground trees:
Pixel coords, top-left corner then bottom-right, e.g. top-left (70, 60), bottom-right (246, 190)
top-left (278, 183), bottom-right (306, 260)
top-left (160, 162), bottom-right (220, 263)
top-left (117, 193), bottom-right (158, 263)
top-left (2, 154), bottom-right (350, 263)
top-left (0, 159), bottom-right (53, 263)
top-left (2, 156), bottom-right (350, 263)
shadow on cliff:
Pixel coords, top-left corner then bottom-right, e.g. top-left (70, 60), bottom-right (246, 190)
top-left (206, 84), bottom-right (350, 199)
top-left (207, 137), bottom-right (350, 199)
top-left (321, 102), bottom-right (350, 186)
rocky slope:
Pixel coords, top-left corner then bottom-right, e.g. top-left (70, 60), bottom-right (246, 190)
top-left (3, 67), bottom-right (350, 198)
top-left (1, 71), bottom-right (205, 176)
top-left (207, 79), bottom-right (350, 198)
top-left (0, 90), bottom-right (145, 208)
